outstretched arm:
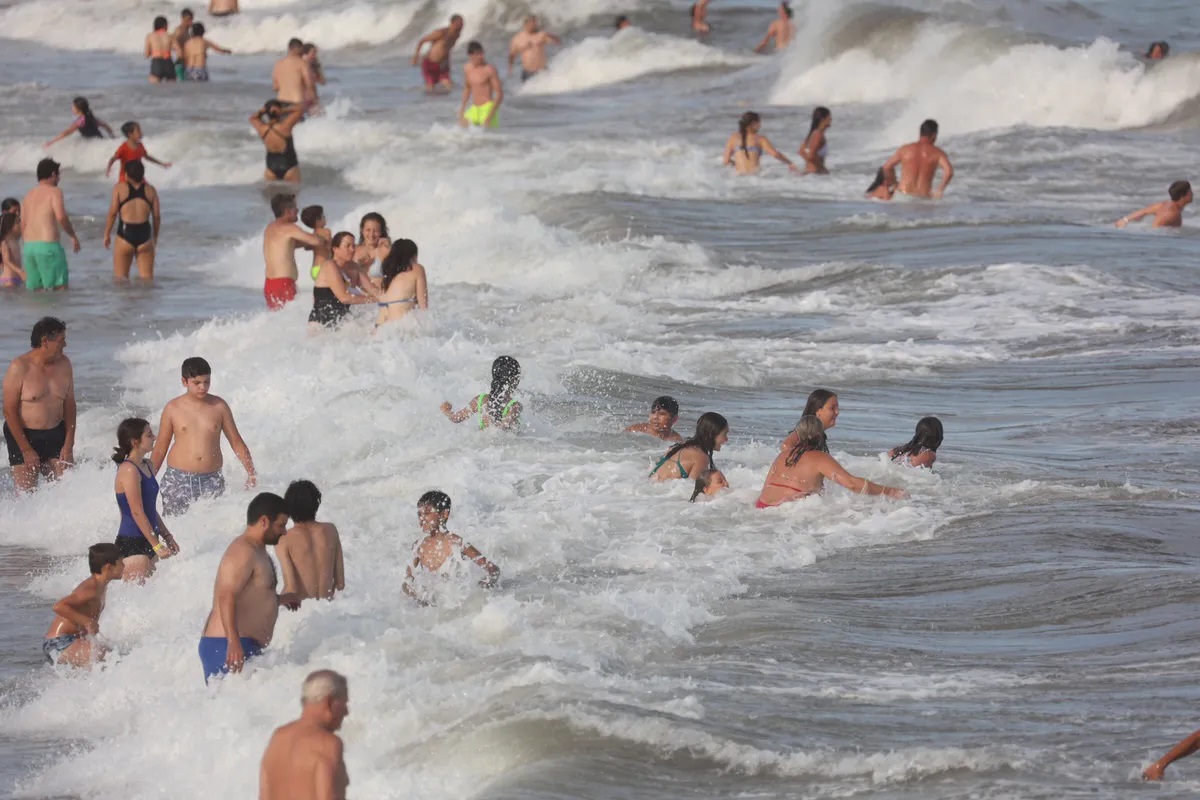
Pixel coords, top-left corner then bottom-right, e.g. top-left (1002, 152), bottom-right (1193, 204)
top-left (760, 135), bottom-right (800, 173)
top-left (45, 121), bottom-right (81, 148)
top-left (440, 396), bottom-right (479, 423)
top-left (818, 453), bottom-right (907, 498)
top-left (1115, 203), bottom-right (1161, 228)
top-left (1145, 730), bottom-right (1200, 780)
top-left (461, 540), bottom-right (500, 587)
top-left (754, 26), bottom-right (776, 54)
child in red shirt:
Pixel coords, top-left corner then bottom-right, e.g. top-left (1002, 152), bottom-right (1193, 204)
top-left (106, 121), bottom-right (172, 182)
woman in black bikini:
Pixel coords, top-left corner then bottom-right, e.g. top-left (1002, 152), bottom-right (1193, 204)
top-left (102, 160), bottom-right (160, 280)
top-left (249, 100), bottom-right (306, 183)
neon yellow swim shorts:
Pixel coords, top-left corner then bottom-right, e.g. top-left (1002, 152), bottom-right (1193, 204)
top-left (463, 102), bottom-right (499, 129)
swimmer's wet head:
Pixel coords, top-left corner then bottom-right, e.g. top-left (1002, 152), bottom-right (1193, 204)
top-left (381, 239), bottom-right (417, 290)
top-left (689, 468), bottom-right (730, 502)
top-left (739, 111), bottom-right (761, 153)
top-left (300, 205), bottom-right (324, 230)
top-left (270, 193), bottom-right (297, 220)
top-left (810, 106), bottom-right (832, 134)
top-left (417, 490), bottom-right (452, 534)
top-left (784, 415), bottom-right (825, 467)
top-left (486, 356), bottom-right (521, 422)
top-left (261, 100), bottom-right (286, 122)
top-left (891, 416), bottom-right (943, 461)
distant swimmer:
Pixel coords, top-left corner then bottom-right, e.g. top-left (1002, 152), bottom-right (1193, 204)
top-left (1115, 180), bottom-right (1192, 228)
top-left (756, 416), bottom-right (906, 508)
top-left (877, 119), bottom-right (954, 199)
top-left (145, 16), bottom-right (178, 84)
top-left (277, 481), bottom-right (344, 601)
top-left (509, 15), bottom-right (561, 82)
top-left (302, 43), bottom-right (325, 112)
top-left (106, 121), bottom-right (171, 183)
top-left (182, 22), bottom-right (232, 82)
top-left (21, 160), bottom-right (80, 291)
top-left (650, 411), bottom-right (729, 481)
top-left (889, 416), bottom-right (943, 468)
top-left (798, 106), bottom-right (832, 175)
top-left (44, 97), bottom-right (114, 147)
top-left (310, 232), bottom-right (376, 329)
top-left (403, 491), bottom-right (500, 606)
top-left (754, 2), bottom-right (795, 53)
top-left (624, 395), bottom-right (683, 442)
top-left (459, 41), bottom-right (504, 129)
top-left (150, 356), bottom-right (257, 515)
top-left (1144, 727), bottom-right (1200, 780)
top-left (42, 544), bottom-right (124, 668)
top-left (1146, 41), bottom-right (1169, 60)
top-left (442, 355), bottom-right (523, 430)
top-left (615, 15), bottom-right (632, 32)
top-left (413, 14), bottom-right (464, 93)
top-left (172, 9), bottom-right (194, 80)
top-left (273, 38), bottom-right (313, 110)
top-left (251, 101), bottom-right (307, 184)
top-left (258, 193), bottom-right (325, 308)
top-left (198, 493), bottom-right (300, 683)
top-left (690, 468), bottom-right (729, 501)
top-left (112, 417), bottom-right (178, 583)
top-left (260, 671), bottom-right (351, 800)
top-left (209, 0), bottom-right (238, 16)
top-left (691, 0), bottom-right (711, 34)
top-left (3, 317), bottom-right (75, 492)
top-left (102, 159), bottom-right (161, 280)
top-left (375, 239), bottom-right (429, 327)
top-left (355, 212), bottom-right (391, 273)
top-left (723, 112), bottom-right (800, 175)
top-left (0, 199), bottom-right (25, 288)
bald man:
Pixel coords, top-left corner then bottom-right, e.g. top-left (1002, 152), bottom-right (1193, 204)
top-left (260, 670), bottom-right (350, 800)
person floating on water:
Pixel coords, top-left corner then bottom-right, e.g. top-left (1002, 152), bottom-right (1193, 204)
top-left (413, 14), bottom-right (464, 93)
top-left (0, 198), bottom-right (25, 288)
top-left (106, 121), bottom-right (171, 183)
top-left (1115, 180), bottom-right (1192, 229)
top-left (3, 318), bottom-right (75, 492)
top-left (112, 417), bottom-right (178, 583)
top-left (260, 671), bottom-right (351, 800)
top-left (102, 159), bottom-right (161, 280)
top-left (874, 119), bottom-right (953, 199)
top-left (509, 15), bottom-right (561, 83)
top-left (459, 41), bottom-right (504, 129)
top-left (403, 491), bottom-right (500, 606)
top-left (181, 22), bottom-right (232, 82)
top-left (375, 238), bottom-right (429, 327)
top-left (1146, 41), bottom-right (1169, 60)
top-left (260, 193), bottom-right (326, 308)
top-left (650, 411), bottom-right (729, 481)
top-left (723, 112), bottom-right (800, 175)
top-left (145, 16), bottom-right (178, 84)
top-left (690, 468), bottom-right (729, 501)
top-left (754, 2), bottom-right (795, 53)
top-left (889, 416), bottom-right (943, 468)
top-left (799, 107), bottom-right (832, 175)
top-left (442, 356), bottom-right (523, 430)
top-left (691, 0), bottom-right (711, 34)
top-left (624, 396), bottom-right (683, 441)
top-left (43, 544), bottom-right (124, 668)
top-left (44, 97), bottom-right (114, 147)
top-left (21, 160), bottom-right (80, 291)
top-left (277, 480), bottom-right (345, 602)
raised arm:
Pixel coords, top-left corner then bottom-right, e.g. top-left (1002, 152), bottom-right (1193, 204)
top-left (440, 395), bottom-right (479, 423)
top-left (817, 452), bottom-right (907, 498)
top-left (1145, 729), bottom-right (1200, 781)
top-left (220, 400), bottom-right (257, 487)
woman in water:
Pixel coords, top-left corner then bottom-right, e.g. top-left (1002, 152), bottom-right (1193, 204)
top-left (441, 356), bottom-right (523, 430)
top-left (888, 416), bottom-right (943, 468)
top-left (355, 212), bottom-right (392, 274)
top-left (249, 100), bottom-right (306, 183)
top-left (757, 416), bottom-right (906, 508)
top-left (376, 239), bottom-right (428, 326)
top-left (781, 388), bottom-right (838, 454)
top-left (112, 418), bottom-right (178, 583)
top-left (722, 112), bottom-right (799, 176)
top-left (309, 232), bottom-right (376, 328)
top-left (0, 199), bottom-right (25, 288)
top-left (44, 97), bottom-right (114, 147)
top-left (650, 412), bottom-right (729, 481)
top-left (689, 468), bottom-right (729, 501)
top-left (102, 160), bottom-right (160, 280)
top-left (798, 106), bottom-right (831, 175)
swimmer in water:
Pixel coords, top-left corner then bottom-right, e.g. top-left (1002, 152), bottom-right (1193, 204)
top-left (250, 100), bottom-right (307, 184)
top-left (106, 122), bottom-right (171, 183)
top-left (888, 416), bottom-right (943, 468)
top-left (798, 106), bottom-right (832, 175)
top-left (689, 468), bottom-right (729, 501)
top-left (0, 199), bottom-right (26, 288)
top-left (43, 543), bottom-right (124, 668)
top-left (145, 16), bottom-right (178, 84)
top-left (111, 417), bottom-right (178, 584)
top-left (310, 232), bottom-right (375, 329)
top-left (691, 0), bottom-right (711, 34)
top-left (723, 112), bottom-right (800, 176)
top-left (615, 15), bottom-right (632, 32)
top-left (1146, 41), bottom-right (1169, 60)
top-left (182, 22), bottom-right (232, 82)
top-left (355, 212), bottom-right (391, 273)
top-left (624, 396), bottom-right (683, 442)
top-left (780, 388), bottom-right (838, 454)
top-left (1145, 727), bottom-right (1200, 781)
top-left (508, 16), bottom-right (561, 82)
top-left (877, 119), bottom-right (954, 199)
top-left (754, 2), bottom-right (795, 53)
top-left (44, 97), bottom-right (114, 147)
top-left (172, 9), bottom-right (194, 80)
top-left (459, 41), bottom-right (504, 129)
top-left (102, 159), bottom-right (161, 280)
top-left (403, 491), bottom-right (500, 606)
top-left (757, 416), bottom-right (907, 508)
top-left (375, 239), bottom-right (428, 327)
top-left (300, 205), bottom-right (331, 280)
top-left (865, 167), bottom-right (898, 200)
top-left (442, 356), bottom-right (523, 430)
top-left (277, 480), bottom-right (345, 602)
top-left (413, 15), bottom-right (464, 93)
top-left (1115, 180), bottom-right (1192, 229)
top-left (650, 412), bottom-right (728, 481)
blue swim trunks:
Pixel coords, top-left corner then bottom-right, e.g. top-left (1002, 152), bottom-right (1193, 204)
top-left (42, 633), bottom-right (81, 664)
top-left (198, 636), bottom-right (265, 683)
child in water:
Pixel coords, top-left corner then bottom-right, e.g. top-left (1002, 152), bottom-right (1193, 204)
top-left (106, 121), bottom-right (172, 183)
top-left (690, 468), bottom-right (729, 501)
top-left (888, 416), bottom-right (943, 468)
top-left (43, 544), bottom-right (124, 668)
top-left (403, 491), bottom-right (500, 606)
top-left (441, 356), bottom-right (523, 430)
top-left (0, 199), bottom-right (26, 288)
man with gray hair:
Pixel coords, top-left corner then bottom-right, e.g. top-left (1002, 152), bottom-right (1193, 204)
top-left (260, 669), bottom-right (350, 799)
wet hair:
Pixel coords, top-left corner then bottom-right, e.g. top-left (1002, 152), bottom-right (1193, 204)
top-left (381, 239), bottom-right (417, 291)
top-left (467, 41), bottom-right (483, 55)
top-left (891, 416), bottom-right (944, 459)
top-left (300, 205), bottom-right (324, 229)
top-left (689, 468), bottom-right (722, 502)
top-left (486, 356), bottom-right (521, 423)
top-left (30, 317), bottom-right (66, 348)
top-left (661, 412), bottom-right (728, 473)
top-left (262, 99), bottom-right (286, 121)
top-left (782, 2), bottom-right (794, 18)
top-left (651, 396), bottom-right (679, 417)
top-left (191, 22), bottom-right (205, 36)
top-left (0, 198), bottom-right (19, 242)
top-left (271, 193), bottom-right (297, 219)
top-left (125, 160), bottom-right (145, 182)
top-left (36, 158), bottom-right (60, 181)
top-left (330, 231), bottom-right (355, 251)
top-left (288, 37), bottom-right (304, 51)
top-left (738, 112), bottom-right (761, 156)
top-left (302, 43), bottom-right (317, 56)
top-left (614, 15), bottom-right (629, 29)
top-left (866, 168), bottom-right (888, 194)
top-left (181, 356), bottom-right (211, 379)
top-left (112, 418), bottom-right (151, 465)
top-left (284, 480), bottom-right (322, 523)
top-left (301, 670), bottom-right (347, 704)
top-left (784, 415), bottom-right (826, 467)
top-left (358, 212), bottom-right (389, 243)
top-left (808, 106), bottom-right (831, 138)
top-left (1147, 41), bottom-right (1169, 58)
top-left (73, 96), bottom-right (99, 131)
top-left (450, 14), bottom-right (463, 24)
top-left (920, 119), bottom-right (939, 138)
top-left (418, 490), bottom-right (452, 512)
top-left (246, 492), bottom-right (288, 526)
top-left (121, 121), bottom-right (138, 138)
top-left (801, 388), bottom-right (836, 452)
top-left (1169, 180), bottom-right (1192, 201)
top-left (181, 8), bottom-right (194, 18)
top-left (154, 15), bottom-right (168, 30)
top-left (89, 543), bottom-right (124, 575)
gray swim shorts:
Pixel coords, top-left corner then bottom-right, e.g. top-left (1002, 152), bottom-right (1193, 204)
top-left (160, 466), bottom-right (226, 516)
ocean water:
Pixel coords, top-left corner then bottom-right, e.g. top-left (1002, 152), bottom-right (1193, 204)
top-left (2, 0), bottom-right (1200, 797)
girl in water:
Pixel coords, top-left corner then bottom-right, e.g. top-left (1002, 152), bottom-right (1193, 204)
top-left (757, 416), bottom-right (906, 508)
top-left (888, 416), bottom-right (943, 468)
top-left (781, 388), bottom-right (838, 454)
top-left (355, 212), bottom-right (392, 275)
top-left (441, 356), bottom-right (523, 430)
top-left (798, 106), bottom-right (831, 175)
top-left (44, 97), bottom-right (114, 147)
top-left (650, 412), bottom-right (729, 481)
top-left (376, 239), bottom-right (429, 326)
top-left (689, 468), bottom-right (729, 501)
top-left (722, 112), bottom-right (799, 176)
top-left (0, 199), bottom-right (25, 288)
top-left (112, 418), bottom-right (178, 583)
top-left (309, 232), bottom-right (376, 328)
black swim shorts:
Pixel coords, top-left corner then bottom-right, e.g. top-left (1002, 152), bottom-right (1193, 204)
top-left (4, 420), bottom-right (66, 467)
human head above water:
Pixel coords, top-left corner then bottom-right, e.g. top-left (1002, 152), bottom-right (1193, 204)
top-left (467, 41), bottom-right (484, 59)
top-left (449, 14), bottom-right (464, 31)
top-left (285, 480), bottom-right (322, 523)
top-left (615, 15), bottom-right (630, 30)
top-left (88, 543), bottom-right (125, 577)
top-left (112, 417), bottom-right (151, 465)
top-left (288, 37), bottom-right (304, 54)
top-left (181, 356), bottom-right (211, 380)
top-left (418, 490), bottom-right (452, 531)
top-left (810, 106), bottom-right (831, 134)
top-left (154, 15), bottom-right (168, 31)
top-left (191, 22), bottom-right (206, 37)
top-left (689, 468), bottom-right (729, 502)
top-left (919, 119), bottom-right (938, 140)
top-left (181, 8), bottom-right (194, 21)
top-left (801, 388), bottom-right (838, 430)
top-left (72, 96), bottom-right (92, 117)
top-left (739, 111), bottom-right (761, 135)
top-left (31, 316), bottom-right (66, 348)
top-left (271, 193), bottom-right (297, 219)
top-left (36, 158), bottom-right (60, 182)
top-left (300, 205), bottom-right (324, 229)
top-left (491, 356), bottom-right (521, 394)
top-left (246, 492), bottom-right (290, 544)
top-left (120, 121), bottom-right (140, 139)
top-left (1147, 41), bottom-right (1169, 59)
top-left (125, 159), bottom-right (145, 183)
top-left (785, 415), bottom-right (826, 466)
top-left (651, 395), bottom-right (679, 418)
top-left (1169, 180), bottom-right (1192, 203)
top-left (358, 212), bottom-right (389, 243)
top-left (381, 239), bottom-right (417, 290)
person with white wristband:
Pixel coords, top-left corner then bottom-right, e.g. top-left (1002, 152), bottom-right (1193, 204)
top-left (112, 417), bottom-right (178, 583)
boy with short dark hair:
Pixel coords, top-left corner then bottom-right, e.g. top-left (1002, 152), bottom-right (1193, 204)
top-left (624, 396), bottom-right (682, 441)
top-left (1115, 180), bottom-right (1193, 229)
top-left (106, 121), bottom-right (172, 183)
top-left (43, 543), bottom-right (124, 667)
top-left (277, 480), bottom-right (345, 601)
top-left (403, 491), bottom-right (499, 605)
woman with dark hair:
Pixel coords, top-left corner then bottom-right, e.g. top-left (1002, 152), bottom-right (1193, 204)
top-left (309, 231), bottom-right (375, 328)
top-left (44, 97), bottom-right (114, 147)
top-left (689, 468), bottom-right (729, 501)
top-left (781, 388), bottom-right (838, 454)
top-left (722, 112), bottom-right (799, 176)
top-left (889, 416), bottom-right (943, 468)
top-left (376, 239), bottom-right (428, 326)
top-left (249, 99), bottom-right (306, 183)
top-left (112, 418), bottom-right (178, 583)
top-left (757, 416), bottom-right (906, 508)
top-left (798, 106), bottom-right (832, 174)
top-left (355, 212), bottom-right (392, 274)
top-left (0, 199), bottom-right (25, 288)
top-left (650, 412), bottom-right (729, 480)
top-left (441, 356), bottom-right (523, 430)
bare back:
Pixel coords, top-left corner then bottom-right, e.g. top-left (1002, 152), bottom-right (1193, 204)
top-left (277, 522), bottom-right (343, 601)
top-left (21, 184), bottom-right (63, 243)
top-left (261, 720), bottom-right (347, 800)
top-left (895, 141), bottom-right (948, 197)
top-left (273, 55), bottom-right (309, 104)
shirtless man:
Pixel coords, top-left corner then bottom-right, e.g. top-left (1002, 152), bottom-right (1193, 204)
top-left (260, 671), bottom-right (350, 800)
top-left (21, 159), bottom-right (79, 292)
top-left (508, 16), bottom-right (561, 82)
top-left (209, 0), bottom-right (238, 17)
top-left (403, 491), bottom-right (499, 606)
top-left (691, 0), bottom-right (712, 34)
top-left (3, 317), bottom-right (75, 493)
top-left (754, 2), bottom-right (795, 53)
top-left (261, 193), bottom-right (325, 309)
top-left (278, 480), bottom-right (345, 601)
top-left (145, 16), bottom-right (178, 84)
top-left (43, 544), bottom-right (124, 668)
top-left (172, 8), bottom-right (194, 80)
top-left (273, 38), bottom-right (312, 109)
top-left (150, 356), bottom-right (256, 516)
top-left (198, 493), bottom-right (300, 683)
top-left (302, 43), bottom-right (325, 112)
top-left (624, 396), bottom-right (683, 442)
top-left (1115, 180), bottom-right (1192, 228)
top-left (182, 23), bottom-right (232, 82)
top-left (412, 14), bottom-right (464, 93)
top-left (459, 42), bottom-right (503, 129)
top-left (878, 119), bottom-right (954, 199)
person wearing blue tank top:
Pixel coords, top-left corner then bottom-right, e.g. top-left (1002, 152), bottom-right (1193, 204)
top-left (440, 355), bottom-right (523, 431)
top-left (112, 418), bottom-right (177, 583)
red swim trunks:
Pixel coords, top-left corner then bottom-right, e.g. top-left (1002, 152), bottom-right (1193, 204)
top-left (263, 277), bottom-right (297, 310)
top-left (421, 58), bottom-right (448, 86)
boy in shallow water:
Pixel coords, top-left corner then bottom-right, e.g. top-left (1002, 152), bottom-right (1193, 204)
top-left (403, 491), bottom-right (499, 606)
top-left (43, 543), bottom-right (124, 668)
top-left (624, 396), bottom-right (683, 442)
top-left (1115, 180), bottom-right (1192, 228)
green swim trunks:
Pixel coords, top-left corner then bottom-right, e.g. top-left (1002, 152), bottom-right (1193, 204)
top-left (23, 241), bottom-right (69, 290)
top-left (463, 101), bottom-right (499, 129)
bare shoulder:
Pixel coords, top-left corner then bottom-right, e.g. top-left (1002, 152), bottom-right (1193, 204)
top-left (4, 353), bottom-right (29, 377)
top-left (205, 394), bottom-right (233, 412)
top-left (322, 522), bottom-right (341, 539)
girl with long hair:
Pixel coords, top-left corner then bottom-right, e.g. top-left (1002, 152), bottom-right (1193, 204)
top-left (722, 112), bottom-right (799, 175)
top-left (798, 106), bottom-right (831, 174)
top-left (0, 199), bottom-right (25, 288)
top-left (441, 356), bottom-right (523, 430)
top-left (44, 97), bottom-right (114, 147)
top-left (112, 418), bottom-right (178, 583)
top-left (889, 416), bottom-right (943, 468)
top-left (650, 412), bottom-right (729, 481)
top-left (376, 238), bottom-right (429, 326)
